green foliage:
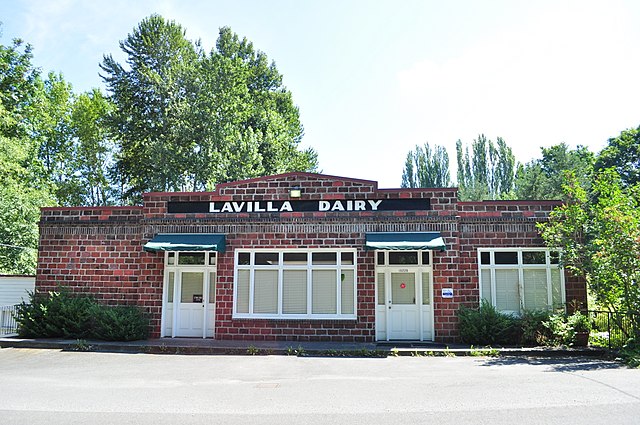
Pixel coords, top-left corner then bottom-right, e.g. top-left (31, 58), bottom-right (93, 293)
top-left (519, 309), bottom-right (551, 346)
top-left (15, 289), bottom-right (149, 341)
top-left (542, 311), bottom-right (591, 346)
top-left (90, 304), bottom-right (150, 341)
top-left (246, 345), bottom-right (260, 355)
top-left (101, 15), bottom-right (317, 202)
top-left (458, 300), bottom-right (520, 346)
top-left (401, 142), bottom-right (452, 188)
top-left (619, 338), bottom-right (640, 368)
top-left (514, 143), bottom-right (594, 200)
top-left (15, 289), bottom-right (95, 338)
top-left (595, 126), bottom-right (640, 187)
top-left (539, 169), bottom-right (640, 337)
top-left (456, 135), bottom-right (516, 200)
top-left (0, 33), bottom-right (56, 274)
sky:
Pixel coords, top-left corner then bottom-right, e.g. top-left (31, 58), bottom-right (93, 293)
top-left (2, 0), bottom-right (640, 188)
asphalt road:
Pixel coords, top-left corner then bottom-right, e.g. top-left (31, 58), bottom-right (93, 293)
top-left (0, 348), bottom-right (639, 425)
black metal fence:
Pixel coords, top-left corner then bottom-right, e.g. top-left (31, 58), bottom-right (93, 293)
top-left (0, 304), bottom-right (19, 337)
top-left (587, 310), bottom-right (638, 349)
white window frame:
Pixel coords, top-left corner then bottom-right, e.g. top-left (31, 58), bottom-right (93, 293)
top-left (478, 247), bottom-right (565, 314)
top-left (233, 249), bottom-right (357, 320)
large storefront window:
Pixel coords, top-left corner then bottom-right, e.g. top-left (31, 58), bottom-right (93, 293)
top-left (233, 250), bottom-right (357, 319)
top-left (479, 248), bottom-right (564, 314)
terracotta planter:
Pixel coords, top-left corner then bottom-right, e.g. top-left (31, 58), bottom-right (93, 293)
top-left (573, 331), bottom-right (590, 347)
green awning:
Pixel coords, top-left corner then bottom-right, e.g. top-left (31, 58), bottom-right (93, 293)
top-left (144, 233), bottom-right (226, 253)
top-left (365, 232), bottom-right (446, 251)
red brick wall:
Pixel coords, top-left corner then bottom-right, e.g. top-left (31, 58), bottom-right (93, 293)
top-left (36, 173), bottom-right (586, 342)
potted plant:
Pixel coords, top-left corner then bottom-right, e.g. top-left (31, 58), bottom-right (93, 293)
top-left (568, 311), bottom-right (591, 347)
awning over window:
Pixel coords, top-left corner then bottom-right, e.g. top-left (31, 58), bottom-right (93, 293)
top-left (364, 232), bottom-right (446, 251)
top-left (143, 234), bottom-right (226, 253)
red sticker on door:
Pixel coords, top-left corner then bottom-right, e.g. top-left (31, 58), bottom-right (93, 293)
top-left (400, 283), bottom-right (406, 289)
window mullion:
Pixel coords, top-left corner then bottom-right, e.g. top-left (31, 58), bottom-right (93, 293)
top-left (336, 265), bottom-right (342, 315)
top-left (277, 253), bottom-right (284, 315)
top-left (249, 268), bottom-right (255, 315)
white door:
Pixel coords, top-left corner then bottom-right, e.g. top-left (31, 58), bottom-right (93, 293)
top-left (176, 270), bottom-right (206, 337)
top-left (387, 271), bottom-right (420, 340)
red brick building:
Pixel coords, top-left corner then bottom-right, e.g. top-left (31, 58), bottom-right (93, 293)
top-left (36, 172), bottom-right (586, 343)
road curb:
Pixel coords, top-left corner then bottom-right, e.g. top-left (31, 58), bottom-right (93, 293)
top-left (0, 337), bottom-right (611, 358)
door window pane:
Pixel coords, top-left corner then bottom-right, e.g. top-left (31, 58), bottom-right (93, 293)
top-left (377, 251), bottom-right (385, 265)
top-left (421, 272), bottom-right (431, 305)
top-left (167, 272), bottom-right (175, 303)
top-left (283, 270), bottom-right (307, 314)
top-left (209, 254), bottom-right (217, 266)
top-left (253, 270), bottom-right (278, 313)
top-left (341, 270), bottom-right (355, 314)
top-left (209, 272), bottom-right (216, 304)
top-left (377, 273), bottom-right (385, 305)
top-left (421, 251), bottom-right (431, 265)
top-left (181, 272), bottom-right (204, 303)
top-left (167, 252), bottom-right (175, 265)
top-left (236, 270), bottom-right (250, 313)
top-left (312, 270), bottom-right (337, 313)
top-left (389, 251), bottom-right (418, 265)
top-left (391, 272), bottom-right (415, 304)
top-left (178, 252), bottom-right (206, 265)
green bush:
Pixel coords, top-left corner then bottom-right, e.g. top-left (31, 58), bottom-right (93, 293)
top-left (15, 289), bottom-right (95, 338)
top-left (15, 288), bottom-right (149, 341)
top-left (90, 305), bottom-right (149, 341)
top-left (619, 338), bottom-right (640, 368)
top-left (520, 310), bottom-right (551, 346)
top-left (458, 300), bottom-right (520, 346)
top-left (542, 311), bottom-right (591, 346)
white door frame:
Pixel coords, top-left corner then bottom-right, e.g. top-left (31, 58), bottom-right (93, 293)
top-left (160, 252), bottom-right (217, 339)
top-left (375, 261), bottom-right (434, 342)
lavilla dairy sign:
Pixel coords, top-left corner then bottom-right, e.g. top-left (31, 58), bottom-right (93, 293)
top-left (167, 199), bottom-right (431, 214)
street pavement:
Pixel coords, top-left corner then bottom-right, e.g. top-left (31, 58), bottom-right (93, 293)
top-left (0, 348), bottom-right (639, 424)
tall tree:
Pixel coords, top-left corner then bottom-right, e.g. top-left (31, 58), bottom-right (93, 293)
top-left (515, 143), bottom-right (594, 200)
top-left (30, 72), bottom-right (77, 204)
top-left (70, 89), bottom-right (117, 205)
top-left (0, 35), bottom-right (55, 274)
top-left (456, 135), bottom-right (515, 200)
top-left (539, 169), bottom-right (640, 337)
top-left (401, 142), bottom-right (451, 188)
top-left (101, 15), bottom-right (317, 202)
top-left (101, 15), bottom-right (200, 201)
top-left (595, 125), bottom-right (640, 187)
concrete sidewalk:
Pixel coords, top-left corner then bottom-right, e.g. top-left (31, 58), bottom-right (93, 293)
top-left (0, 336), bottom-right (609, 357)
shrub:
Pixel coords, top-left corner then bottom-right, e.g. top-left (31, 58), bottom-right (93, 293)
top-left (543, 311), bottom-right (591, 346)
top-left (458, 300), bottom-right (520, 346)
top-left (520, 310), bottom-right (551, 346)
top-left (15, 289), bottom-right (95, 339)
top-left (90, 305), bottom-right (149, 341)
top-left (15, 288), bottom-right (149, 341)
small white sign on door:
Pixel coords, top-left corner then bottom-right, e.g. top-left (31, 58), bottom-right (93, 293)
top-left (441, 288), bottom-right (454, 298)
